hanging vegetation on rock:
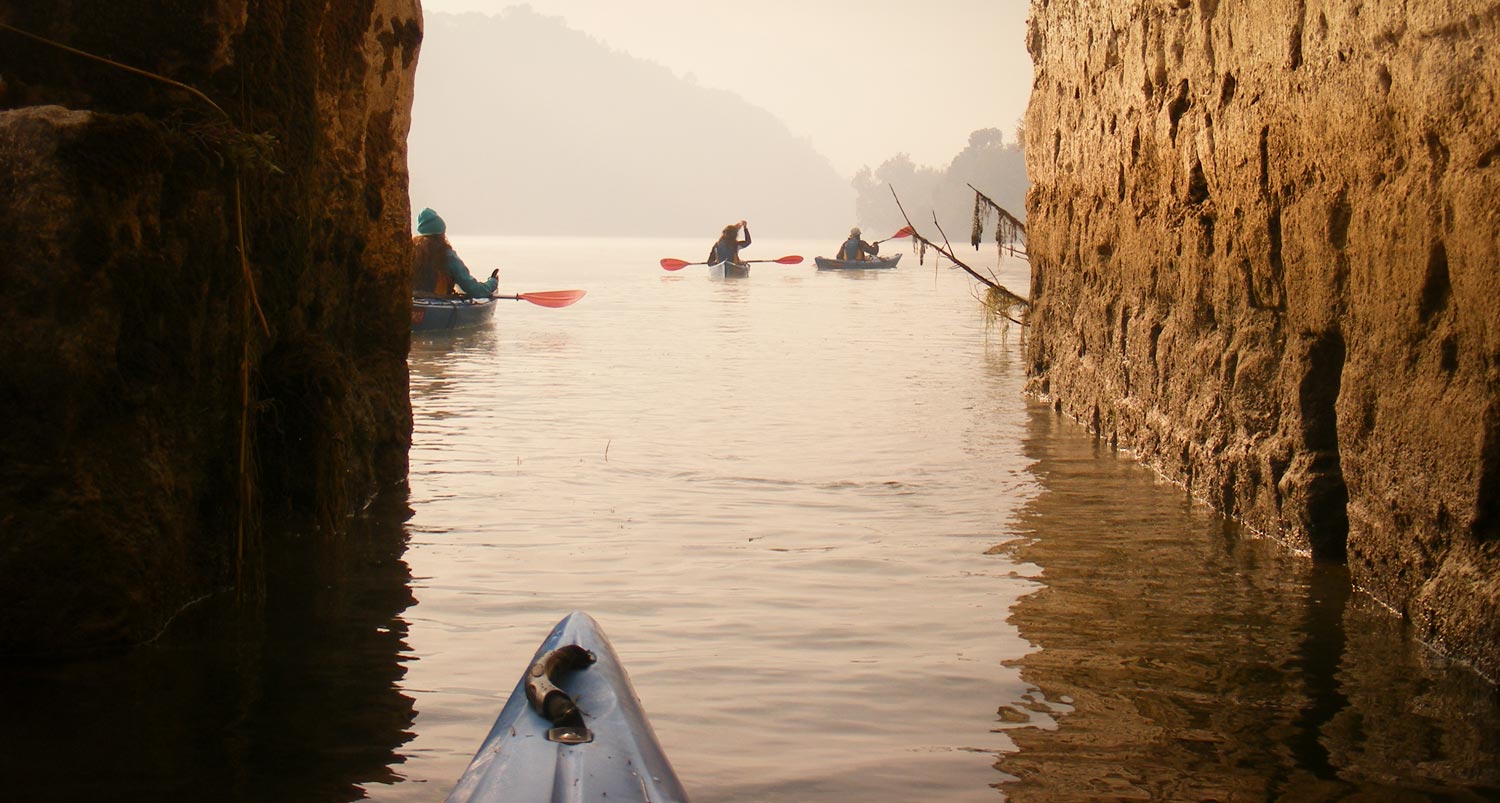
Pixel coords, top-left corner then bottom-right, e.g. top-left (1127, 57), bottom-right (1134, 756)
top-left (969, 183), bottom-right (1028, 260)
top-left (889, 185), bottom-right (1030, 327)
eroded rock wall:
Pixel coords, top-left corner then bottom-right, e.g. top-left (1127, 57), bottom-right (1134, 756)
top-left (1024, 0), bottom-right (1500, 679)
top-left (0, 0), bottom-right (422, 655)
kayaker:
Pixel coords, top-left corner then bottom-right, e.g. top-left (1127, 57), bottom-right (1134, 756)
top-left (838, 227), bottom-right (879, 261)
top-left (707, 220), bottom-right (751, 265)
top-left (411, 207), bottom-right (499, 298)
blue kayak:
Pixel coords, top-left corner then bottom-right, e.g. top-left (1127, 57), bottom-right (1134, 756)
top-left (447, 612), bottom-right (690, 802)
top-left (412, 296), bottom-right (497, 332)
top-left (814, 254), bottom-right (902, 271)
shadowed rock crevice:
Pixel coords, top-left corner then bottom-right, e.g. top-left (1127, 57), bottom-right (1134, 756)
top-left (1419, 239), bottom-right (1451, 325)
top-left (1290, 0), bottom-right (1307, 70)
top-left (1476, 401), bottom-right (1500, 543)
top-left (1327, 189), bottom-right (1352, 250)
top-left (1167, 80), bottom-right (1191, 143)
top-left (1297, 330), bottom-right (1349, 560)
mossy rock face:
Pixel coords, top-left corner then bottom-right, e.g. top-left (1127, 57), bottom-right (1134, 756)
top-left (0, 1), bottom-right (421, 656)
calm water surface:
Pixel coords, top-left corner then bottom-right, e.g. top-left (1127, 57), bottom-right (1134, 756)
top-left (4, 236), bottom-right (1496, 801)
top-left (396, 236), bottom-right (1037, 802)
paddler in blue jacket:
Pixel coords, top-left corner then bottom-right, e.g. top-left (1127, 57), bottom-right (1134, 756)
top-left (838, 227), bottom-right (879, 261)
top-left (411, 207), bottom-right (499, 297)
top-left (707, 219), bottom-right (751, 265)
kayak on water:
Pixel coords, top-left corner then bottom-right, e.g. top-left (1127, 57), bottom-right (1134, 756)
top-left (814, 254), bottom-right (902, 271)
top-left (411, 295), bottom-right (497, 332)
top-left (446, 611), bottom-right (690, 803)
top-left (707, 261), bottom-right (750, 279)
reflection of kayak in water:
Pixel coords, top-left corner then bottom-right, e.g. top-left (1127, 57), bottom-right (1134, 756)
top-left (446, 612), bottom-right (690, 803)
top-left (708, 261), bottom-right (750, 279)
top-left (411, 296), bottom-right (497, 332)
top-left (814, 254), bottom-right (902, 271)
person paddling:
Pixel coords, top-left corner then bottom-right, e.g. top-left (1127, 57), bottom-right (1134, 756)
top-left (707, 220), bottom-right (751, 266)
top-left (411, 208), bottom-right (498, 298)
top-left (837, 226), bottom-right (879, 262)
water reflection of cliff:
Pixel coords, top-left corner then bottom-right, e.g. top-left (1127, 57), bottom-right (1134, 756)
top-left (0, 495), bottom-right (417, 802)
top-left (996, 406), bottom-right (1500, 800)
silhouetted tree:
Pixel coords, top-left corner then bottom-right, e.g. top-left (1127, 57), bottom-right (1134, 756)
top-left (852, 128), bottom-right (1027, 244)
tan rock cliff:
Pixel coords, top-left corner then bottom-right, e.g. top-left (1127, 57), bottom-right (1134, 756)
top-left (1024, 0), bottom-right (1500, 679)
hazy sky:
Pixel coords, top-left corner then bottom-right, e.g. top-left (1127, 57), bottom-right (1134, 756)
top-left (416, 0), bottom-right (1033, 176)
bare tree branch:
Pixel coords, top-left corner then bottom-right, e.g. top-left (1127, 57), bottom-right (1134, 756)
top-left (888, 185), bottom-right (1004, 286)
top-left (887, 185), bottom-right (1029, 325)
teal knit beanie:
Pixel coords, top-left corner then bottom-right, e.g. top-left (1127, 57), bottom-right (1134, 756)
top-left (416, 208), bottom-right (446, 236)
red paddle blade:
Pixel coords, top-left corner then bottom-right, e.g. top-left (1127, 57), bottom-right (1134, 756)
top-left (889, 226), bottom-right (914, 239)
top-left (660, 258), bottom-right (691, 270)
top-left (773, 255), bottom-right (804, 264)
top-left (518, 290), bottom-right (586, 308)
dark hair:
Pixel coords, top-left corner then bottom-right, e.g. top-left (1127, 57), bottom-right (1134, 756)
top-left (411, 234), bottom-right (454, 295)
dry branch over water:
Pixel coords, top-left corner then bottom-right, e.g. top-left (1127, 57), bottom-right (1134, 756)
top-left (889, 185), bottom-right (1029, 326)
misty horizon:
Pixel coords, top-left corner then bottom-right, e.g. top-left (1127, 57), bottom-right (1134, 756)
top-left (408, 8), bottom-right (851, 237)
top-left (412, 0), bottom-right (1032, 176)
top-left (408, 7), bottom-right (1030, 238)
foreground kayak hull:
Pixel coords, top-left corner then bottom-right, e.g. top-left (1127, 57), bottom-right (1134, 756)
top-left (412, 296), bottom-right (497, 332)
top-left (707, 261), bottom-right (750, 279)
top-left (814, 254), bottom-right (902, 271)
top-left (447, 612), bottom-right (689, 803)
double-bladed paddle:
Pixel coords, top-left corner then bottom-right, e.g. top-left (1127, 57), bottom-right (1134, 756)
top-left (659, 255), bottom-right (804, 271)
top-left (492, 290), bottom-right (587, 308)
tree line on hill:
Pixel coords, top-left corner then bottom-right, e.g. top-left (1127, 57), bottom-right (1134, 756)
top-left (852, 127), bottom-right (1028, 245)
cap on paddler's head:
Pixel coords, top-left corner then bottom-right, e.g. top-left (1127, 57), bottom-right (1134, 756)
top-left (850, 227), bottom-right (861, 237)
top-left (416, 208), bottom-right (446, 236)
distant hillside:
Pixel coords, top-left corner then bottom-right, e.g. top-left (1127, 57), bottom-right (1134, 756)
top-left (409, 8), bottom-right (852, 237)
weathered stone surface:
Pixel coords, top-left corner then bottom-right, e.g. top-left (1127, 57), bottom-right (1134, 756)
top-left (1024, 0), bottom-right (1500, 680)
top-left (0, 1), bottom-right (422, 655)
